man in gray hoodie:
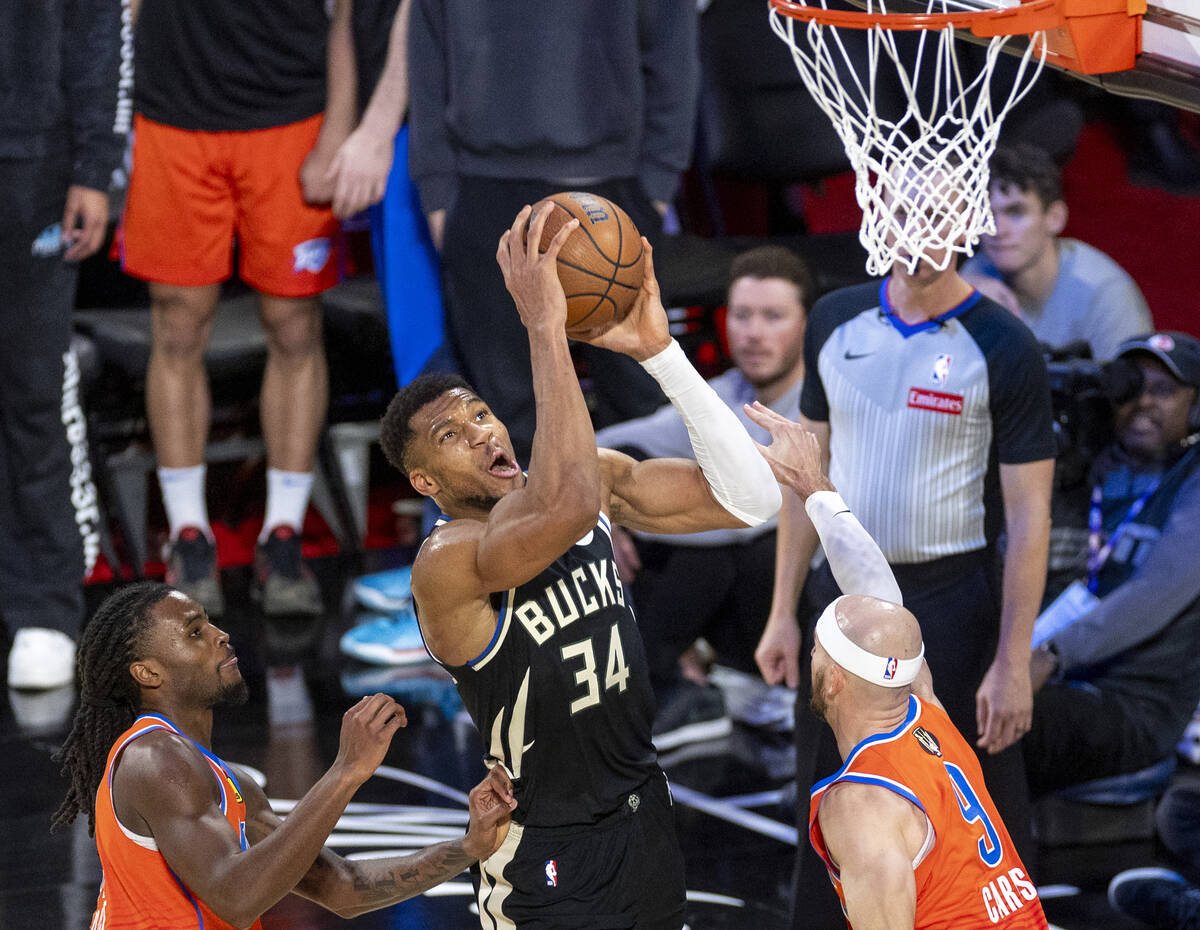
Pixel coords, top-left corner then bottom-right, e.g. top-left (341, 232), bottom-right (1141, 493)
top-left (0, 0), bottom-right (128, 693)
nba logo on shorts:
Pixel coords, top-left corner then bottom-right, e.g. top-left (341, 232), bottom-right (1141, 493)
top-left (883, 657), bottom-right (898, 681)
top-left (545, 860), bottom-right (558, 887)
top-left (931, 354), bottom-right (952, 387)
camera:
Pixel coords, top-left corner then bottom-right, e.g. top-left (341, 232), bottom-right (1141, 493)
top-left (1045, 342), bottom-right (1142, 490)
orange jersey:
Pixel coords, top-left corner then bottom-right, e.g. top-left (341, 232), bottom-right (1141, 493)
top-left (809, 695), bottom-right (1047, 930)
top-left (90, 714), bottom-right (261, 930)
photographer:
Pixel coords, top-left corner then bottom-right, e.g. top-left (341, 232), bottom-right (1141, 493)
top-left (1026, 332), bottom-right (1200, 796)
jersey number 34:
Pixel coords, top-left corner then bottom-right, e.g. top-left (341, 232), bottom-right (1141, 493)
top-left (561, 623), bottom-right (630, 714)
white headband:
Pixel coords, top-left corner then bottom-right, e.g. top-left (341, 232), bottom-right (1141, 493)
top-left (814, 596), bottom-right (924, 688)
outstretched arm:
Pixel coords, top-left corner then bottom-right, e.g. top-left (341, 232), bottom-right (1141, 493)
top-left (411, 206), bottom-right (601, 665)
top-left (746, 403), bottom-right (900, 604)
top-left (241, 766), bottom-right (516, 917)
top-left (585, 242), bottom-right (781, 533)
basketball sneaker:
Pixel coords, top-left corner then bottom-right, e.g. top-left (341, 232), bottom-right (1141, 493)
top-left (253, 526), bottom-right (323, 617)
top-left (1108, 867), bottom-right (1200, 927)
top-left (351, 565), bottom-right (413, 613)
top-left (164, 526), bottom-right (225, 618)
top-left (7, 627), bottom-right (75, 690)
top-left (339, 664), bottom-right (462, 720)
top-left (339, 608), bottom-right (429, 666)
top-left (652, 681), bottom-right (732, 752)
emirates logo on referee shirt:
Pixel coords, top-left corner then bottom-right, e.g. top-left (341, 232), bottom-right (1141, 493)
top-left (907, 387), bottom-right (964, 415)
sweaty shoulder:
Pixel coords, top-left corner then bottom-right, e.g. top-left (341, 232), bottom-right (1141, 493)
top-left (411, 519), bottom-right (487, 604)
top-left (819, 778), bottom-right (928, 863)
top-left (112, 729), bottom-right (221, 828)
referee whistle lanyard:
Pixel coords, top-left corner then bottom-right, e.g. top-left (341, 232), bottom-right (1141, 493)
top-left (1086, 479), bottom-right (1160, 593)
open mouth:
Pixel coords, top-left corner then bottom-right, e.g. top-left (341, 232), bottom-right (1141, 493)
top-left (220, 655), bottom-right (239, 670)
top-left (488, 449), bottom-right (520, 480)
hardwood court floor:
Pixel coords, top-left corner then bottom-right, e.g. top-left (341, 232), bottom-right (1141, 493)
top-left (0, 554), bottom-right (1170, 929)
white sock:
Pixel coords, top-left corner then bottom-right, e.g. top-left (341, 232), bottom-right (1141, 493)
top-left (157, 465), bottom-right (211, 540)
top-left (260, 469), bottom-right (315, 543)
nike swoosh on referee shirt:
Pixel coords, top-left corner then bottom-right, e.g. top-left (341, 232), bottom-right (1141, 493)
top-left (843, 350), bottom-right (874, 360)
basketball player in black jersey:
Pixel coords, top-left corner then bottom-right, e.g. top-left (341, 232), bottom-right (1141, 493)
top-left (379, 203), bottom-right (782, 929)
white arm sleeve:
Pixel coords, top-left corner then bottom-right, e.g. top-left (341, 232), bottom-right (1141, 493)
top-left (805, 490), bottom-right (903, 605)
top-left (639, 340), bottom-right (782, 526)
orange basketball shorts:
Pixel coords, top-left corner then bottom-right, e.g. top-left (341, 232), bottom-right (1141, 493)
top-left (120, 113), bottom-right (340, 297)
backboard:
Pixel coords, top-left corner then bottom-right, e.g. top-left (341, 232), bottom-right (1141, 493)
top-left (1087, 0), bottom-right (1200, 112)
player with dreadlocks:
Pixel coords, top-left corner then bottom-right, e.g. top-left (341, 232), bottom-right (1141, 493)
top-left (54, 581), bottom-right (516, 928)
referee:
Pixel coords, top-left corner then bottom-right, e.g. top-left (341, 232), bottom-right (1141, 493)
top-left (758, 252), bottom-right (1055, 929)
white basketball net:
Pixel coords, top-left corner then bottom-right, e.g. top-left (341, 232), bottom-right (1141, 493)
top-left (769, 1), bottom-right (1048, 275)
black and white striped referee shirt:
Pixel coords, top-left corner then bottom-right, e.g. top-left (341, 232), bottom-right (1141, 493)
top-left (802, 280), bottom-right (1056, 564)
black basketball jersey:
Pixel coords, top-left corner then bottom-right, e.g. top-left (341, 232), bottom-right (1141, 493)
top-left (417, 512), bottom-right (658, 828)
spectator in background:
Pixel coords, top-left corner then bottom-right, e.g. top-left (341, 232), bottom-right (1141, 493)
top-left (595, 245), bottom-right (812, 750)
top-left (1, 0), bottom-right (125, 693)
top-left (407, 0), bottom-right (700, 463)
top-left (122, 0), bottom-right (357, 618)
top-left (1026, 332), bottom-right (1200, 796)
top-left (331, 0), bottom-right (449, 390)
top-left (962, 143), bottom-right (1152, 360)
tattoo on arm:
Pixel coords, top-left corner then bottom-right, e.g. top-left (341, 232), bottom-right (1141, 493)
top-left (349, 840), bottom-right (474, 906)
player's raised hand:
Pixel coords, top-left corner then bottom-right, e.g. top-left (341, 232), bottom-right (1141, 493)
top-left (333, 693), bottom-right (407, 784)
top-left (743, 402), bottom-right (834, 500)
top-left (496, 203), bottom-right (577, 333)
top-left (572, 238), bottom-right (671, 362)
top-left (462, 766), bottom-right (518, 860)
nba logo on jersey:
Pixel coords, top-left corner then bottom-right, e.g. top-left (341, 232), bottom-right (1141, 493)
top-left (883, 657), bottom-right (898, 681)
top-left (931, 354), bottom-right (952, 387)
top-left (545, 860), bottom-right (558, 887)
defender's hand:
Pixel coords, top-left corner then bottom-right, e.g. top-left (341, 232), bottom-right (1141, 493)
top-left (333, 694), bottom-right (407, 784)
top-left (496, 203), bottom-right (577, 333)
top-left (743, 402), bottom-right (833, 500)
top-left (572, 238), bottom-right (671, 361)
top-left (463, 766), bottom-right (517, 860)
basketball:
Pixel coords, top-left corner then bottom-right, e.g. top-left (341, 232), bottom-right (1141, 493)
top-left (523, 191), bottom-right (645, 334)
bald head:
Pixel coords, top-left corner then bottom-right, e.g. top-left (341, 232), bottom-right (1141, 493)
top-left (836, 595), bottom-right (923, 670)
top-left (811, 595), bottom-right (925, 722)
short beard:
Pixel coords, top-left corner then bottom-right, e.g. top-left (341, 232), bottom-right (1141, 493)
top-left (217, 678), bottom-right (250, 708)
top-left (809, 668), bottom-right (828, 721)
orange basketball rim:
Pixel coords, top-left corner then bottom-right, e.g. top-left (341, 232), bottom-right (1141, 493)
top-left (768, 0), bottom-right (1146, 75)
